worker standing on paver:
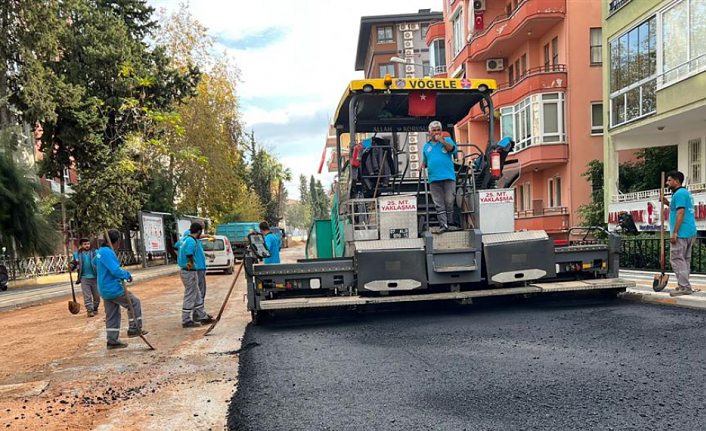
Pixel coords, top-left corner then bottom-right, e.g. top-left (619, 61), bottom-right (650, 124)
top-left (96, 229), bottom-right (147, 349)
top-left (71, 238), bottom-right (99, 317)
top-left (662, 171), bottom-right (697, 296)
top-left (178, 222), bottom-right (214, 327)
top-left (259, 222), bottom-right (281, 264)
top-left (419, 120), bottom-right (458, 233)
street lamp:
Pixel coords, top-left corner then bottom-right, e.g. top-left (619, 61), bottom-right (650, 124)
top-left (390, 56), bottom-right (434, 77)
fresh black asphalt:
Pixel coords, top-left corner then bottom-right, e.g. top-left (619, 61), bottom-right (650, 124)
top-left (228, 297), bottom-right (706, 430)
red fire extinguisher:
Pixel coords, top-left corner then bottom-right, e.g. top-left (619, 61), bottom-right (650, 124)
top-left (490, 150), bottom-right (501, 179)
top-left (351, 143), bottom-right (363, 168)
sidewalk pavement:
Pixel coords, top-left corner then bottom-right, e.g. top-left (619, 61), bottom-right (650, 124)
top-left (620, 269), bottom-right (706, 311)
top-left (0, 264), bottom-right (180, 311)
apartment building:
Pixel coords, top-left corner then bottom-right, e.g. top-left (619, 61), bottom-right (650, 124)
top-left (604, 0), bottom-right (706, 232)
top-left (324, 9), bottom-right (444, 174)
top-left (428, 0), bottom-right (604, 236)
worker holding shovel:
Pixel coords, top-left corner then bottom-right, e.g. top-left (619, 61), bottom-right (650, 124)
top-left (96, 229), bottom-right (148, 349)
top-left (661, 171), bottom-right (697, 297)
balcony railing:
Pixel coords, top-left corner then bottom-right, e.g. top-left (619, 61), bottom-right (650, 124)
top-left (431, 65), bottom-right (447, 76)
top-left (658, 52), bottom-right (706, 89)
top-left (515, 207), bottom-right (568, 218)
top-left (496, 64), bottom-right (566, 91)
top-left (613, 183), bottom-right (706, 203)
top-left (472, 0), bottom-right (529, 40)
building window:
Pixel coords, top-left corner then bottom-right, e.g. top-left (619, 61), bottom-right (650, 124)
top-left (516, 183), bottom-right (532, 212)
top-left (590, 28), bottom-right (602, 65)
top-left (609, 16), bottom-right (657, 128)
top-left (430, 39), bottom-right (446, 73)
top-left (689, 138), bottom-right (703, 184)
top-left (377, 26), bottom-right (393, 43)
top-left (660, 0), bottom-right (706, 87)
top-left (500, 106), bottom-right (514, 138)
top-left (521, 53), bottom-right (527, 76)
top-left (524, 182), bottom-right (532, 212)
top-left (541, 93), bottom-right (565, 143)
top-left (552, 37), bottom-right (559, 66)
top-left (500, 92), bottom-right (566, 151)
top-left (508, 65), bottom-right (514, 86)
top-left (421, 23), bottom-right (429, 38)
top-left (379, 64), bottom-right (395, 78)
top-left (544, 44), bottom-right (550, 71)
top-left (452, 11), bottom-right (464, 56)
top-left (514, 59), bottom-right (520, 79)
top-left (591, 102), bottom-right (604, 135)
top-left (549, 177), bottom-right (562, 208)
top-left (422, 61), bottom-right (430, 77)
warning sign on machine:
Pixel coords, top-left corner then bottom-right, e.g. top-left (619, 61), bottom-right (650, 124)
top-left (479, 190), bottom-right (514, 205)
top-left (379, 197), bottom-right (418, 212)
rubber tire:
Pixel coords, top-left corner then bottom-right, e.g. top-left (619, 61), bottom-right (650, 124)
top-left (251, 310), bottom-right (260, 325)
top-left (225, 266), bottom-right (233, 275)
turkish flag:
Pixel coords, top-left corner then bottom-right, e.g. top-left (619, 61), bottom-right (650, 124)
top-left (408, 91), bottom-right (437, 117)
top-left (474, 12), bottom-right (484, 31)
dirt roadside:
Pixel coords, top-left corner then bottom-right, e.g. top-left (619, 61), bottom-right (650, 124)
top-left (0, 247), bottom-right (310, 430)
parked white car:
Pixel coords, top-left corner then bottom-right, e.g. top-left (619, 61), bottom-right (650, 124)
top-left (201, 235), bottom-right (235, 274)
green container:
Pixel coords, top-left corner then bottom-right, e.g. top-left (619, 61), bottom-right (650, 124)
top-left (306, 219), bottom-right (334, 259)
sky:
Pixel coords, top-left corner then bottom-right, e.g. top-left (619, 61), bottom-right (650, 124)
top-left (146, 0), bottom-right (439, 198)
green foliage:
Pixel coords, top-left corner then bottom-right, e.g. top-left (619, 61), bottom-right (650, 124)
top-left (246, 133), bottom-right (291, 226)
top-left (309, 175), bottom-right (330, 220)
top-left (577, 147), bottom-right (678, 227)
top-left (0, 145), bottom-right (58, 256)
top-left (285, 201), bottom-right (310, 230)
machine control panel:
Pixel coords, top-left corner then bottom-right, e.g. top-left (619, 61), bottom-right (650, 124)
top-left (248, 233), bottom-right (271, 260)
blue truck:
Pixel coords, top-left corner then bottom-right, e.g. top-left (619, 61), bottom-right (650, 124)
top-left (216, 222), bottom-right (287, 260)
top-left (216, 222), bottom-right (260, 260)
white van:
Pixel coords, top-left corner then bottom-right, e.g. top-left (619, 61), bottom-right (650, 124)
top-left (201, 235), bottom-right (235, 274)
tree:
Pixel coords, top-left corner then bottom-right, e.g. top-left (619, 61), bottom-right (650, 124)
top-left (577, 146), bottom-right (678, 226)
top-left (155, 5), bottom-right (261, 224)
top-left (0, 142), bottom-right (58, 256)
top-left (28, 0), bottom-right (199, 235)
top-left (309, 175), bottom-right (330, 220)
top-left (285, 201), bottom-right (308, 230)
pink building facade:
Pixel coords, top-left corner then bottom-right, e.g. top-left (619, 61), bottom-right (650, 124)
top-left (428, 0), bottom-right (604, 235)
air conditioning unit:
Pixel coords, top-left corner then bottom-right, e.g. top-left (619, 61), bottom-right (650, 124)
top-left (405, 65), bottom-right (415, 73)
top-left (473, 0), bottom-right (487, 12)
top-left (405, 49), bottom-right (414, 56)
top-left (410, 23), bottom-right (420, 31)
top-left (399, 24), bottom-right (410, 31)
top-left (486, 58), bottom-right (504, 72)
top-left (404, 40), bottom-right (414, 49)
top-left (406, 73), bottom-right (415, 78)
top-left (409, 136), bottom-right (418, 144)
top-left (404, 31), bottom-right (414, 40)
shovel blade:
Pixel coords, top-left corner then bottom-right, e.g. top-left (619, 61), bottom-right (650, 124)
top-left (653, 273), bottom-right (670, 292)
top-left (68, 300), bottom-right (81, 315)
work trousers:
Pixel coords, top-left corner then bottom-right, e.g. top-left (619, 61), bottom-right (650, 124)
top-left (104, 292), bottom-right (142, 343)
top-left (430, 179), bottom-right (456, 228)
top-left (80, 277), bottom-right (100, 312)
top-left (181, 270), bottom-right (206, 324)
top-left (197, 269), bottom-right (207, 301)
top-left (670, 237), bottom-right (696, 290)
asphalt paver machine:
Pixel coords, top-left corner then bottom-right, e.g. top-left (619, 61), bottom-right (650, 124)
top-left (245, 76), bottom-right (634, 323)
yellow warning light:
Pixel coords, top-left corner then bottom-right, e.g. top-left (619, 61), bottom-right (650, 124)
top-left (583, 263), bottom-right (592, 270)
top-left (383, 74), bottom-right (393, 88)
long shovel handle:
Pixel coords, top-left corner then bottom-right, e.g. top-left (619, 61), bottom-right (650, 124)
top-left (104, 228), bottom-right (155, 350)
top-left (660, 172), bottom-right (666, 272)
top-left (67, 255), bottom-right (78, 302)
top-left (204, 261), bottom-right (245, 336)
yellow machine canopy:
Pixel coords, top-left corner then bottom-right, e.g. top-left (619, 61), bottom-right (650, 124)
top-left (333, 77), bottom-right (497, 134)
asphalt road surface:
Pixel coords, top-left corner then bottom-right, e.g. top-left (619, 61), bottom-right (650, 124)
top-left (228, 296), bottom-right (706, 430)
